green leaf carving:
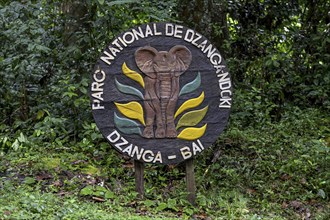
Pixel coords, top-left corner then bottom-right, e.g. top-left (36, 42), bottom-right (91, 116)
top-left (179, 72), bottom-right (201, 96)
top-left (176, 105), bottom-right (208, 129)
top-left (114, 112), bottom-right (142, 136)
top-left (175, 92), bottom-right (204, 118)
top-left (115, 78), bottom-right (144, 100)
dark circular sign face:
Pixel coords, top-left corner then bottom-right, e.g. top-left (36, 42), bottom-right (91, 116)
top-left (90, 22), bottom-right (232, 164)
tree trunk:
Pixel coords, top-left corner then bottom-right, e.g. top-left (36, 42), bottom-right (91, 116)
top-left (177, 0), bottom-right (229, 56)
top-left (61, 0), bottom-right (91, 48)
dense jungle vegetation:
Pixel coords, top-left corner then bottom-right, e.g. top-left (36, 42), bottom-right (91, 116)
top-left (1, 0), bottom-right (329, 219)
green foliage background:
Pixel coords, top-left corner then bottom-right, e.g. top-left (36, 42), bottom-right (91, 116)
top-left (0, 0), bottom-right (329, 219)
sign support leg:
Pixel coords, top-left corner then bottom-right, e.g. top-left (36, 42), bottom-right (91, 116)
top-left (185, 158), bottom-right (196, 205)
top-left (134, 160), bottom-right (144, 198)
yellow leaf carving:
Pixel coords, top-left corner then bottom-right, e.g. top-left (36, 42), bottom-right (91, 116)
top-left (176, 105), bottom-right (208, 129)
top-left (177, 124), bottom-right (207, 140)
top-left (122, 62), bottom-right (145, 88)
top-left (174, 92), bottom-right (205, 118)
top-left (114, 101), bottom-right (145, 126)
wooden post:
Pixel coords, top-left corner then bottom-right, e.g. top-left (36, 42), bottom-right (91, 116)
top-left (134, 160), bottom-right (144, 198)
top-left (185, 158), bottom-right (196, 205)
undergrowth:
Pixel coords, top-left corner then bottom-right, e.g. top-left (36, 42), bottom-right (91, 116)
top-left (1, 1), bottom-right (330, 219)
top-left (1, 99), bottom-right (329, 219)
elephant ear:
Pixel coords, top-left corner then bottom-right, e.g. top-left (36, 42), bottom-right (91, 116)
top-left (135, 46), bottom-right (158, 79)
top-left (169, 45), bottom-right (192, 76)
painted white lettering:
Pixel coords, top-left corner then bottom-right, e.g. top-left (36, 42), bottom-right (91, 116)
top-left (221, 90), bottom-right (232, 97)
top-left (192, 142), bottom-right (202, 155)
top-left (115, 137), bottom-right (129, 151)
top-left (122, 144), bottom-right (133, 155)
top-left (153, 23), bottom-right (162, 35)
top-left (153, 152), bottom-right (163, 163)
top-left (93, 69), bottom-right (106, 82)
top-left (203, 44), bottom-right (216, 58)
top-left (167, 155), bottom-right (177, 160)
top-left (211, 53), bottom-right (222, 65)
top-left (91, 68), bottom-right (105, 110)
top-left (91, 82), bottom-right (104, 92)
top-left (142, 150), bottom-right (154, 162)
top-left (131, 146), bottom-right (144, 160)
top-left (197, 139), bottom-right (204, 150)
top-left (184, 29), bottom-right (195, 42)
top-left (118, 36), bottom-right (127, 47)
top-left (219, 80), bottom-right (231, 90)
top-left (174, 25), bottom-right (183, 38)
top-left (109, 46), bottom-right (120, 57)
top-left (100, 51), bottom-right (114, 65)
top-left (180, 146), bottom-right (192, 159)
top-left (219, 98), bottom-right (232, 108)
top-left (191, 33), bottom-right (202, 46)
top-left (197, 40), bottom-right (208, 51)
top-left (92, 100), bottom-right (104, 110)
top-left (145, 24), bottom-right (153, 37)
top-left (123, 31), bottom-right (135, 44)
top-left (112, 39), bottom-right (123, 50)
top-left (107, 130), bottom-right (121, 144)
top-left (105, 131), bottom-right (163, 163)
top-left (215, 65), bottom-right (226, 74)
top-left (217, 72), bottom-right (230, 82)
top-left (91, 92), bottom-right (103, 101)
top-left (132, 27), bottom-right (145, 40)
top-left (165, 23), bottom-right (174, 36)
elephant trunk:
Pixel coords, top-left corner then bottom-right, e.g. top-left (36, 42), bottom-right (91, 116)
top-left (159, 77), bottom-right (172, 124)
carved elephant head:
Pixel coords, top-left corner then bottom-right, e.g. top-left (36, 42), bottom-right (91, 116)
top-left (135, 45), bottom-right (192, 79)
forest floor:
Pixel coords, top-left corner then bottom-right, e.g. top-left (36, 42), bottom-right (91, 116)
top-left (1, 106), bottom-right (329, 219)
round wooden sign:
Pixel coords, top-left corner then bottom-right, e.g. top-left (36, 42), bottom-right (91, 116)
top-left (90, 22), bottom-right (232, 164)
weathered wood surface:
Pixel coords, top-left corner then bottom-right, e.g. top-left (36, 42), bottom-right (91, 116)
top-left (134, 160), bottom-right (144, 198)
top-left (185, 158), bottom-right (196, 205)
top-left (91, 22), bottom-right (232, 164)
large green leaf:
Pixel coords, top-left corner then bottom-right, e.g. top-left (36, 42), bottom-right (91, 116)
top-left (176, 105), bottom-right (208, 129)
top-left (115, 78), bottom-right (144, 100)
top-left (114, 112), bottom-right (142, 136)
top-left (179, 72), bottom-right (201, 96)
